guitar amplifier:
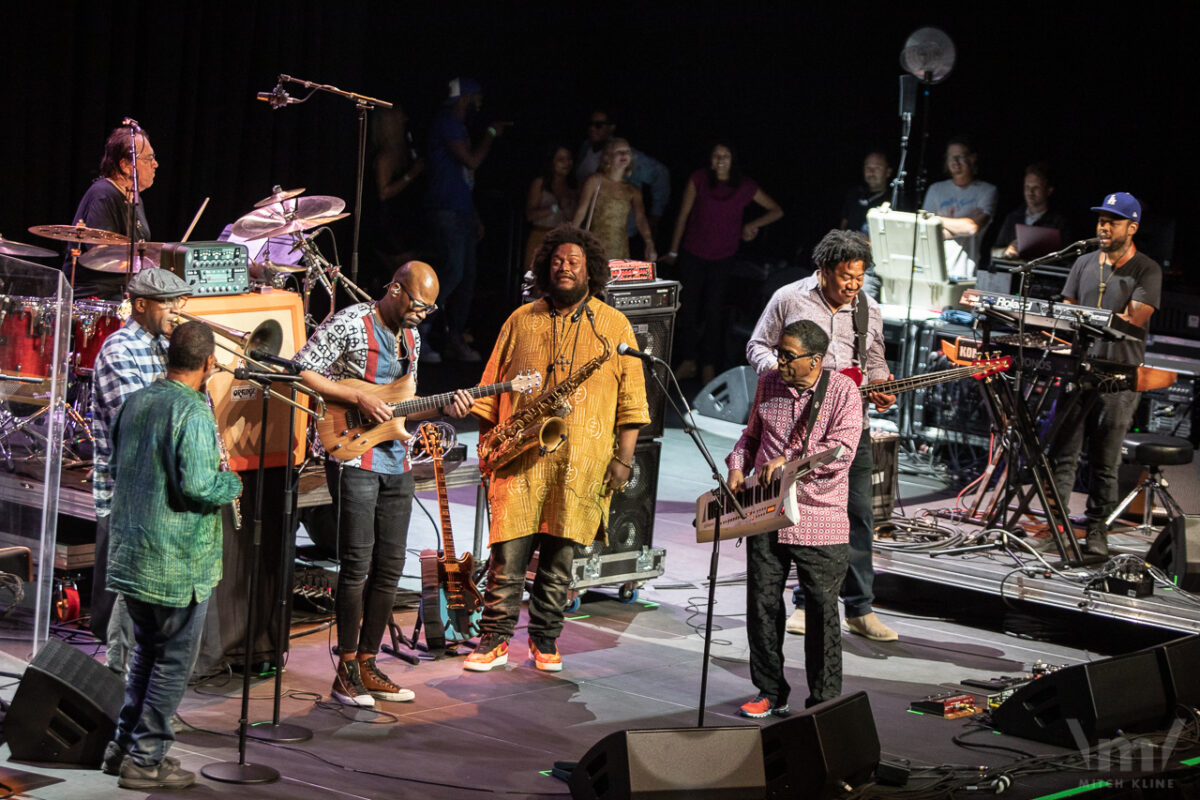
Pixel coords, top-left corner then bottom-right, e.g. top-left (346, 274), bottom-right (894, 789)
top-left (607, 279), bottom-right (679, 439)
top-left (161, 241), bottom-right (251, 296)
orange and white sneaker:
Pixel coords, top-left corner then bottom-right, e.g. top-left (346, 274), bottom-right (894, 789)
top-left (529, 636), bottom-right (563, 672)
top-left (739, 695), bottom-right (789, 718)
top-left (463, 634), bottom-right (509, 672)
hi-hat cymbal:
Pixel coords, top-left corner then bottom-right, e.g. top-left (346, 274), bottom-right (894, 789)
top-left (250, 258), bottom-right (308, 277)
top-left (253, 187), bottom-right (306, 209)
top-left (232, 195), bottom-right (347, 240)
top-left (0, 234), bottom-right (57, 258)
top-left (29, 223), bottom-right (130, 246)
top-left (79, 242), bottom-right (164, 273)
top-left (257, 213), bottom-right (350, 240)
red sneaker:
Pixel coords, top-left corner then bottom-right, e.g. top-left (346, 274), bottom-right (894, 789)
top-left (463, 634), bottom-right (509, 672)
top-left (529, 637), bottom-right (563, 672)
top-left (739, 696), bottom-right (789, 718)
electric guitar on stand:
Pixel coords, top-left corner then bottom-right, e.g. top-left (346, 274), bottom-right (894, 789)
top-left (417, 423), bottom-right (484, 654)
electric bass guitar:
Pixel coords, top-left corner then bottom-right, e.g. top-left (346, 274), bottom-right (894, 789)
top-left (417, 423), bottom-right (484, 652)
top-left (317, 370), bottom-right (541, 459)
top-left (840, 356), bottom-right (1011, 397)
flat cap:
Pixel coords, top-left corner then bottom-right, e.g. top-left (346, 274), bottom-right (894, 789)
top-left (126, 268), bottom-right (192, 299)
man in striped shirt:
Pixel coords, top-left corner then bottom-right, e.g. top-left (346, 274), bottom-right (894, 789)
top-left (91, 268), bottom-right (192, 673)
top-left (728, 320), bottom-right (862, 716)
top-left (296, 260), bottom-right (473, 708)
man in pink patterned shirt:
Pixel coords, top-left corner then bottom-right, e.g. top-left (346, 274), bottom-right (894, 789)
top-left (727, 319), bottom-right (862, 716)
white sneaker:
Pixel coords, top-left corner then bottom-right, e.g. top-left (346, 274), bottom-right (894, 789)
top-left (785, 608), bottom-right (806, 635)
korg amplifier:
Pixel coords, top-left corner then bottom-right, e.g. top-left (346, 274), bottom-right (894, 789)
top-left (161, 241), bottom-right (251, 296)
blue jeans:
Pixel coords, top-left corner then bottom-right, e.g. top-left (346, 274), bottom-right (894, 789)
top-left (427, 208), bottom-right (477, 340)
top-left (326, 463), bottom-right (414, 655)
top-left (480, 534), bottom-right (575, 641)
top-left (116, 595), bottom-right (209, 767)
top-left (793, 426), bottom-right (875, 617)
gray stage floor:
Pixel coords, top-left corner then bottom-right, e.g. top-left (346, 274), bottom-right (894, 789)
top-left (2, 426), bottom-right (1198, 799)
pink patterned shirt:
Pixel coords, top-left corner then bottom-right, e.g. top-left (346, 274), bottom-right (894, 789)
top-left (726, 369), bottom-right (862, 546)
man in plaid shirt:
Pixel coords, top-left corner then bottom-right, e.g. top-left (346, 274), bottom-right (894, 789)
top-left (727, 319), bottom-right (862, 716)
top-left (90, 268), bottom-right (192, 672)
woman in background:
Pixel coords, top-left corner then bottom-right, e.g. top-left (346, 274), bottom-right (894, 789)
top-left (573, 138), bottom-right (656, 262)
top-left (664, 142), bottom-right (783, 383)
top-left (524, 145), bottom-right (579, 268)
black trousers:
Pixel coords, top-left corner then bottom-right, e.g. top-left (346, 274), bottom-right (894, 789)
top-left (747, 533), bottom-right (848, 708)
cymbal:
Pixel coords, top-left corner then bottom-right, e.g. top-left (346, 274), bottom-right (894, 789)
top-left (253, 187), bottom-right (306, 209)
top-left (28, 223), bottom-right (130, 246)
top-left (231, 196), bottom-right (347, 240)
top-left (0, 234), bottom-right (57, 258)
top-left (250, 258), bottom-right (307, 278)
top-left (257, 213), bottom-right (350, 240)
top-left (79, 242), bottom-right (164, 273)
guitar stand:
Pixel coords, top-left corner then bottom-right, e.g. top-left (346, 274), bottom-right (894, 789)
top-left (382, 615), bottom-right (422, 665)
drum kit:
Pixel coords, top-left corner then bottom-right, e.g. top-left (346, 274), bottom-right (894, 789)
top-left (0, 186), bottom-right (365, 471)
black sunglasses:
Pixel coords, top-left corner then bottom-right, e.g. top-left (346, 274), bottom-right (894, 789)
top-left (775, 349), bottom-right (818, 365)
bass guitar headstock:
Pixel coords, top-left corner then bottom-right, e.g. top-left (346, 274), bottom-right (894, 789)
top-left (971, 355), bottom-right (1012, 379)
top-left (417, 422), bottom-right (445, 460)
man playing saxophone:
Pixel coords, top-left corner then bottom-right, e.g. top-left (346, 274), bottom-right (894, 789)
top-left (465, 225), bottom-right (649, 673)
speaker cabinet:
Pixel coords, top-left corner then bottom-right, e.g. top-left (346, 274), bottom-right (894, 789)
top-left (5, 639), bottom-right (124, 766)
top-left (1153, 635), bottom-right (1200, 711)
top-left (186, 292), bottom-right (308, 471)
top-left (608, 280), bottom-right (679, 440)
top-left (693, 366), bottom-right (757, 425)
top-left (569, 725), bottom-right (766, 800)
top-left (992, 650), bottom-right (1171, 747)
top-left (1147, 515), bottom-right (1200, 592)
top-left (578, 440), bottom-right (660, 558)
top-left (760, 691), bottom-right (880, 799)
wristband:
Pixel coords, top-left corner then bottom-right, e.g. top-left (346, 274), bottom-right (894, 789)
top-left (668, 251), bottom-right (678, 258)
top-left (487, 126), bottom-right (498, 138)
top-left (612, 454), bottom-right (633, 470)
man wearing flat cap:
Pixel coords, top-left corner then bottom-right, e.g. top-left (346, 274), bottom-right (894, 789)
top-left (90, 268), bottom-right (193, 673)
top-left (1049, 192), bottom-right (1162, 557)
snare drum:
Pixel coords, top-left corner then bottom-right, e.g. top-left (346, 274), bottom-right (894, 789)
top-left (0, 295), bottom-right (56, 379)
top-left (72, 299), bottom-right (124, 374)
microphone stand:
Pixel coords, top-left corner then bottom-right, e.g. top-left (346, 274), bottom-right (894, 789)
top-left (623, 351), bottom-right (745, 726)
top-left (125, 120), bottom-right (141, 290)
top-left (248, 380), bottom-right (311, 744)
top-left (202, 373), bottom-right (295, 784)
top-left (277, 75), bottom-right (393, 285)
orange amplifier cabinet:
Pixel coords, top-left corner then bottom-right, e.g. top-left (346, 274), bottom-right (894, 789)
top-left (186, 291), bottom-right (308, 471)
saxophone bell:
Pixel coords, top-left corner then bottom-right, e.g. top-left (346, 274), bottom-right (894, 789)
top-left (537, 417), bottom-right (568, 456)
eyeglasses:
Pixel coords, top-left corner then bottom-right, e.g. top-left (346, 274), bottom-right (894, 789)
top-left (389, 282), bottom-right (437, 313)
top-left (775, 349), bottom-right (817, 365)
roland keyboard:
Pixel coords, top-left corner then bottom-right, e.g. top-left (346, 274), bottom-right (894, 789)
top-left (695, 445), bottom-right (845, 542)
top-left (959, 288), bottom-right (1144, 342)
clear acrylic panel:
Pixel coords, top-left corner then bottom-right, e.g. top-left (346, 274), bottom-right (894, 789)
top-left (0, 254), bottom-right (71, 667)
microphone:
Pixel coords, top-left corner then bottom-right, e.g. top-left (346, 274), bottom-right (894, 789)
top-left (255, 83), bottom-right (294, 109)
top-left (233, 367), bottom-right (305, 382)
top-left (617, 342), bottom-right (663, 364)
top-left (248, 349), bottom-right (302, 374)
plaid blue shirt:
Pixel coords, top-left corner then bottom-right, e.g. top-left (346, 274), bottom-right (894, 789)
top-left (91, 320), bottom-right (168, 517)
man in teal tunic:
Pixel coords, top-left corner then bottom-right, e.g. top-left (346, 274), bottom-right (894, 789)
top-left (103, 322), bottom-right (242, 790)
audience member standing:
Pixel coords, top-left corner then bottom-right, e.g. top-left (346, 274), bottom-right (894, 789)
top-left (425, 77), bottom-right (509, 362)
top-left (575, 107), bottom-right (670, 239)
top-left (524, 144), bottom-right (579, 268)
top-left (664, 142), bottom-right (783, 384)
top-left (573, 138), bottom-right (656, 262)
top-left (372, 106), bottom-right (425, 282)
top-left (922, 137), bottom-right (997, 279)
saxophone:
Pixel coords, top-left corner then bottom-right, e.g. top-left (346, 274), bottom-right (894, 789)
top-left (205, 388), bottom-right (242, 529)
top-left (478, 333), bottom-right (612, 475)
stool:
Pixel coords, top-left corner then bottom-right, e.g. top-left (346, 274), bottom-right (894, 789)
top-left (1106, 433), bottom-right (1194, 537)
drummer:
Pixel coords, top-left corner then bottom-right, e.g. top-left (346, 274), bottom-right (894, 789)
top-left (90, 268), bottom-right (191, 673)
top-left (65, 126), bottom-right (158, 299)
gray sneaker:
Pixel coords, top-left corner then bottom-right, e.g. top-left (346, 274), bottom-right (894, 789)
top-left (118, 756), bottom-right (195, 790)
top-left (101, 740), bottom-right (125, 776)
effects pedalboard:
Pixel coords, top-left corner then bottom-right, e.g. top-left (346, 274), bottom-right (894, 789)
top-left (909, 693), bottom-right (978, 719)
